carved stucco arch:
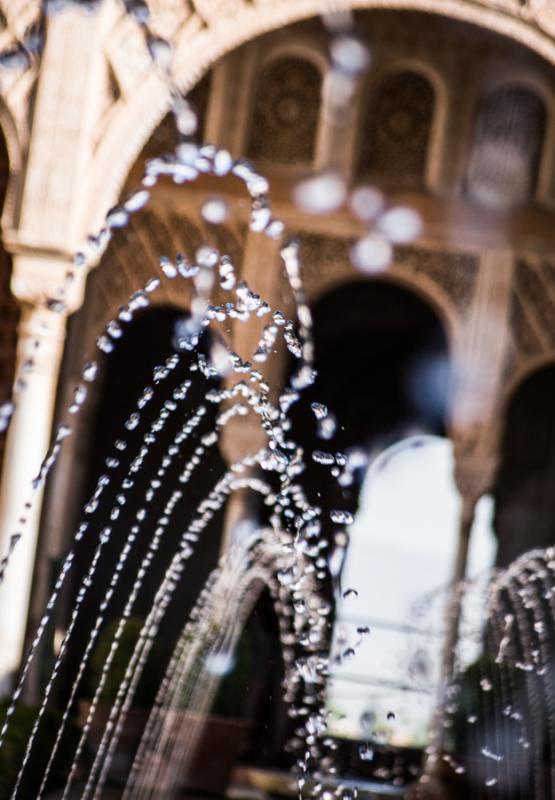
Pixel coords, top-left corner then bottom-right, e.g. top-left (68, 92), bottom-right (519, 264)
top-left (241, 37), bottom-right (329, 166)
top-left (307, 265), bottom-right (459, 355)
top-left (0, 97), bottom-right (24, 235)
top-left (82, 0), bottom-right (555, 236)
top-left (354, 56), bottom-right (449, 190)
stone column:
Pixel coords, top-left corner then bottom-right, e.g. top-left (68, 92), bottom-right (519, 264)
top-left (317, 59), bottom-right (364, 178)
top-left (0, 253), bottom-right (80, 693)
top-left (219, 229), bottom-right (287, 553)
top-left (428, 447), bottom-right (498, 766)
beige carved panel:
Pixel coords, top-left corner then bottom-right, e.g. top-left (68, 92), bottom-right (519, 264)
top-left (499, 255), bottom-right (555, 407)
top-left (84, 208), bottom-right (246, 340)
top-left (192, 0), bottom-right (246, 25)
top-left (295, 232), bottom-right (478, 333)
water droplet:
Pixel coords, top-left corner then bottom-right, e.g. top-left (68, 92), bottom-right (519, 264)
top-left (159, 257), bottom-right (177, 278)
top-left (106, 205), bottom-right (128, 228)
top-left (173, 96), bottom-right (197, 136)
top-left (312, 451), bottom-right (335, 465)
top-left (350, 233), bottom-right (392, 273)
top-left (378, 206), bottom-right (423, 244)
top-left (107, 321), bottom-right (123, 339)
top-left (349, 186), bottom-right (384, 221)
top-left (96, 335), bottom-right (114, 354)
top-left (318, 415), bottom-right (337, 440)
top-left (330, 36), bottom-right (370, 75)
top-left (330, 509), bottom-right (354, 525)
top-left (293, 172), bottom-right (347, 215)
top-left (311, 402), bottom-right (328, 421)
top-left (82, 361), bottom-right (98, 382)
top-left (359, 743), bottom-right (374, 761)
top-left (124, 189), bottom-right (150, 212)
top-left (147, 34), bottom-right (172, 69)
top-left (145, 277), bottom-right (160, 293)
top-left (481, 746), bottom-right (503, 762)
top-left (196, 245), bottom-right (219, 268)
top-left (125, 413), bottom-right (140, 431)
top-left (214, 149), bottom-right (233, 176)
top-left (201, 197), bottom-right (229, 224)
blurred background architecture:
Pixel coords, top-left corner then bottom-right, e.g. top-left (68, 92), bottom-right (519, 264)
top-left (2, 0), bottom-right (555, 797)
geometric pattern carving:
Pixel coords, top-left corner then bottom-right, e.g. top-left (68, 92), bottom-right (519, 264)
top-left (466, 86), bottom-right (546, 208)
top-left (509, 257), bottom-right (555, 360)
top-left (248, 57), bottom-right (321, 165)
top-left (84, 207), bottom-right (245, 341)
top-left (396, 246), bottom-right (479, 315)
top-left (358, 71), bottom-right (434, 187)
top-left (137, 70), bottom-right (213, 161)
top-left (296, 233), bottom-right (479, 322)
top-left (147, 0), bottom-right (194, 39)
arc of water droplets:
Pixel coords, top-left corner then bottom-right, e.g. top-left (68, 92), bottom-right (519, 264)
top-left (0, 6), bottom-right (374, 800)
top-left (0, 333), bottom-right (192, 751)
top-left (33, 402), bottom-right (209, 798)
top-left (124, 501), bottom-right (328, 797)
top-left (93, 468), bottom-right (334, 797)
top-left (10, 376), bottom-right (200, 797)
top-left (493, 552), bottom-right (555, 795)
top-left (0, 95), bottom-right (289, 584)
top-left (129, 537), bottom-right (276, 797)
top-left (443, 549), bottom-right (555, 794)
top-left (0, 132), bottom-right (295, 720)
top-left (68, 447), bottom-right (263, 798)
top-left (78, 460), bottom-right (266, 800)
top-left (13, 259), bottom-right (307, 796)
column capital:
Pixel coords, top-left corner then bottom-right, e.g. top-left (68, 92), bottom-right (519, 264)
top-left (8, 249), bottom-right (87, 314)
top-left (453, 451), bottom-right (499, 517)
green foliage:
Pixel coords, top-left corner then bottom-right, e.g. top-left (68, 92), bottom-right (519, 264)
top-left (90, 617), bottom-right (165, 708)
top-left (0, 701), bottom-right (79, 799)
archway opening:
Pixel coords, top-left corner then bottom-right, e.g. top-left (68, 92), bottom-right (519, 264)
top-left (494, 365), bottom-right (555, 568)
top-left (55, 306), bottom-right (227, 763)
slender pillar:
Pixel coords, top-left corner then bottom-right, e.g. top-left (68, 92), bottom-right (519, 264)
top-left (0, 249), bottom-right (86, 694)
top-left (0, 301), bottom-right (67, 691)
top-left (427, 450), bottom-right (497, 767)
top-left (439, 494), bottom-right (476, 697)
top-left (219, 230), bottom-right (286, 553)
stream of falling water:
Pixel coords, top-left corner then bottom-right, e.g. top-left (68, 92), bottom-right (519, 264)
top-left (3, 4), bottom-right (555, 800)
top-left (0, 126), bottom-right (367, 798)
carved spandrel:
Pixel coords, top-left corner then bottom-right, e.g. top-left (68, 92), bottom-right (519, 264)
top-left (294, 233), bottom-right (478, 325)
top-left (513, 257), bottom-right (555, 351)
top-left (147, 0), bottom-right (194, 39)
top-left (105, 13), bottom-right (152, 99)
top-left (192, 0), bottom-right (246, 25)
top-left (85, 208), bottom-right (247, 336)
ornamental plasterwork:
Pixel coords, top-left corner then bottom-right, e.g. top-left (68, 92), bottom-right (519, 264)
top-left (2, 0), bottom-right (555, 240)
top-left (85, 209), bottom-right (246, 333)
top-left (294, 232), bottom-right (475, 337)
top-left (78, 0), bottom-right (555, 236)
top-left (0, 1), bottom-right (39, 167)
